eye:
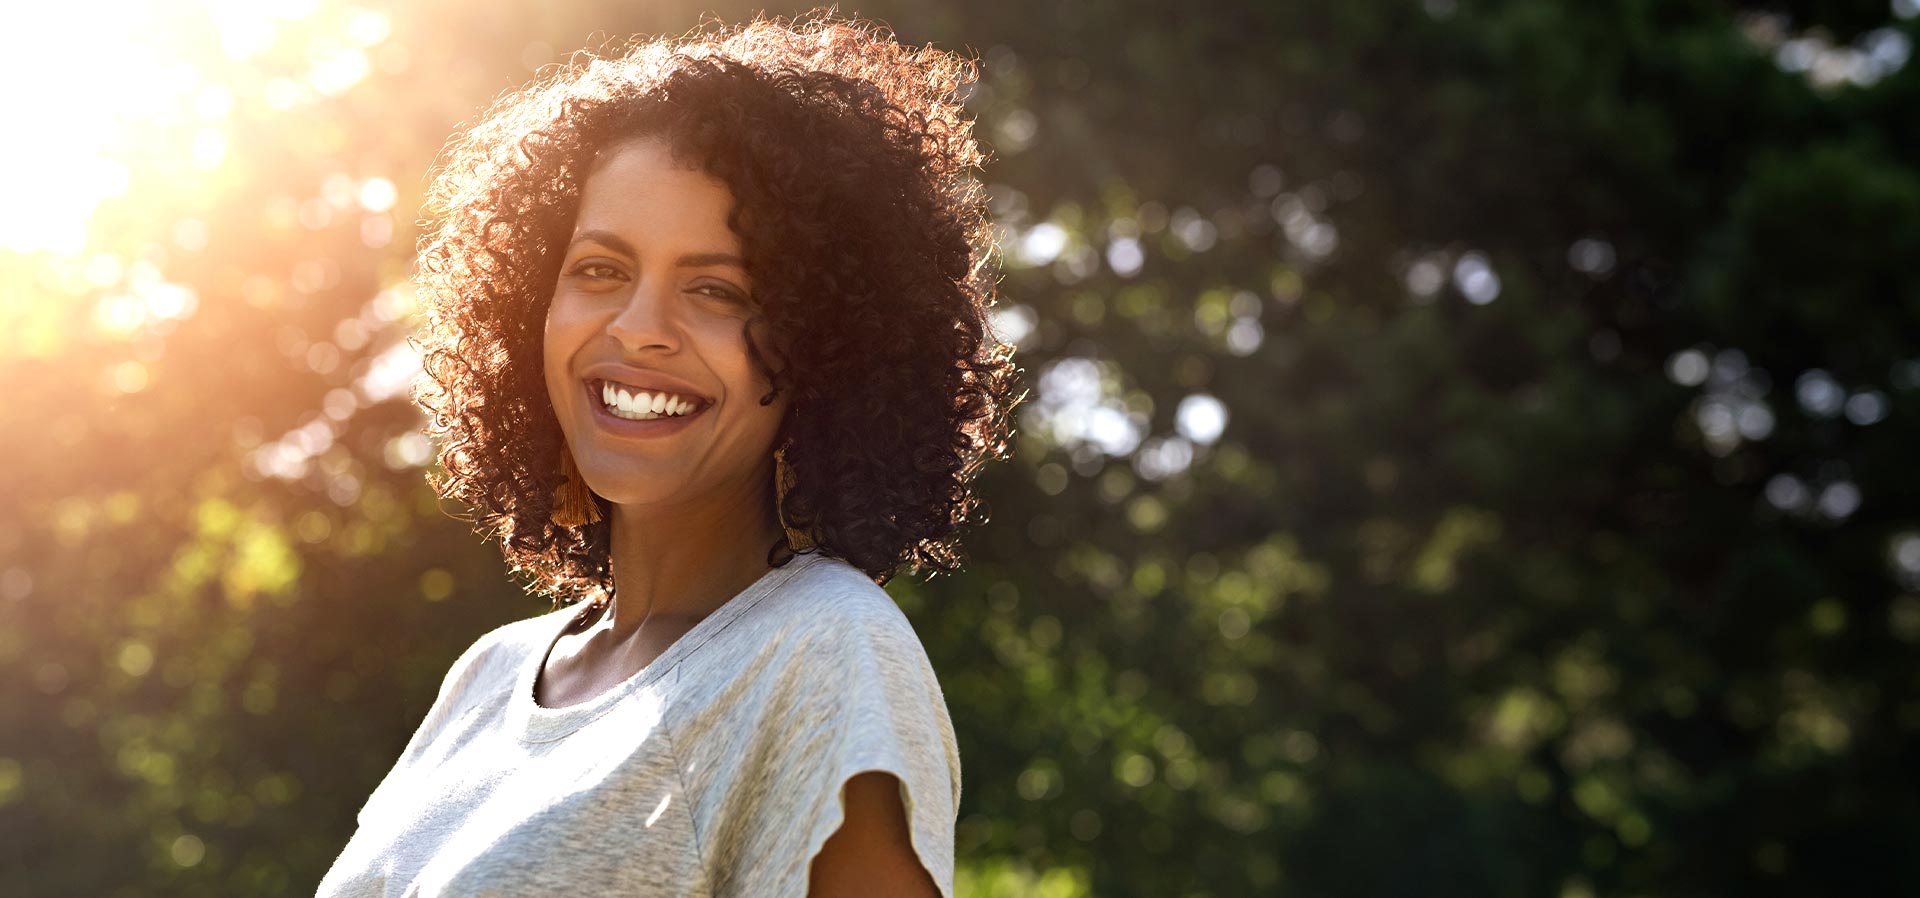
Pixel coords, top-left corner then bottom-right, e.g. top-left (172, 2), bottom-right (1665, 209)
top-left (695, 284), bottom-right (749, 303)
top-left (568, 260), bottom-right (625, 280)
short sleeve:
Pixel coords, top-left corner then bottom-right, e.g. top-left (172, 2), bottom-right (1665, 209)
top-left (709, 599), bottom-right (961, 898)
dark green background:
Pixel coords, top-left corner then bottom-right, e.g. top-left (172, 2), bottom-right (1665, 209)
top-left (3, 1), bottom-right (1917, 895)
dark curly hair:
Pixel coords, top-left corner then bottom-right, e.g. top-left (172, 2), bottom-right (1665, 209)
top-left (408, 9), bottom-right (1024, 608)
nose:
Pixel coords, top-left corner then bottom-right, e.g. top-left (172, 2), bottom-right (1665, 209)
top-left (603, 273), bottom-right (683, 354)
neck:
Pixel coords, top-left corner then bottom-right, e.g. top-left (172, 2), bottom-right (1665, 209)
top-left (602, 459), bottom-right (788, 639)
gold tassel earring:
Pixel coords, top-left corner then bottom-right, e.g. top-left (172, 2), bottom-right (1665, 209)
top-left (552, 446), bottom-right (602, 528)
top-left (774, 443), bottom-right (815, 551)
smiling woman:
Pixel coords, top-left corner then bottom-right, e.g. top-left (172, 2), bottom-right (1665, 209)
top-left (314, 8), bottom-right (1021, 898)
top-left (409, 10), bottom-right (1019, 593)
top-left (542, 139), bottom-right (780, 489)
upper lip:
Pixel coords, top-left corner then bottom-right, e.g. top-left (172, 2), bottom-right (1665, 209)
top-left (582, 364), bottom-right (715, 407)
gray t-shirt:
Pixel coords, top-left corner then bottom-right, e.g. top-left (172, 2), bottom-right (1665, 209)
top-left (315, 551), bottom-right (960, 898)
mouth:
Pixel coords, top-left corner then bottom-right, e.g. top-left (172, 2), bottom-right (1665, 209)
top-left (584, 378), bottom-right (714, 422)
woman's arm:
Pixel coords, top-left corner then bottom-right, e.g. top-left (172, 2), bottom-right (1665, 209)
top-left (807, 771), bottom-right (943, 898)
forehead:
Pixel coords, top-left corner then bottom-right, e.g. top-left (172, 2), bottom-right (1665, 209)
top-left (572, 137), bottom-right (740, 248)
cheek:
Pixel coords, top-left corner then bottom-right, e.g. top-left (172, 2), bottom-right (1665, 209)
top-left (693, 316), bottom-right (758, 382)
top-left (542, 297), bottom-right (589, 399)
top-left (544, 291), bottom-right (597, 352)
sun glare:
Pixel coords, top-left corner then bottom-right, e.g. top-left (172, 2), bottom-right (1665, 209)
top-left (0, 0), bottom-right (377, 255)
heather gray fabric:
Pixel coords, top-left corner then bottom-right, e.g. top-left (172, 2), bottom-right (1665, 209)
top-left (315, 551), bottom-right (960, 898)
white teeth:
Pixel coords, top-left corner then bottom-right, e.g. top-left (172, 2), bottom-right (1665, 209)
top-left (596, 380), bottom-right (701, 421)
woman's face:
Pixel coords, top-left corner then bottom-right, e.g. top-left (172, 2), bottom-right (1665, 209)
top-left (543, 135), bottom-right (788, 513)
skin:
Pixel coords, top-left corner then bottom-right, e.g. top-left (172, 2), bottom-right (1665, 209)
top-left (811, 772), bottom-right (943, 898)
top-left (539, 136), bottom-right (937, 897)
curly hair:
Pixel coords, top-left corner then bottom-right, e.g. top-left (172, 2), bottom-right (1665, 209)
top-left (408, 9), bottom-right (1024, 608)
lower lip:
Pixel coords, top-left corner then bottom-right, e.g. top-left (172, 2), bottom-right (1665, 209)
top-left (584, 383), bottom-right (709, 438)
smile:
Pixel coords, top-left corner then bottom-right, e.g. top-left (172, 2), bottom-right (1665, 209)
top-left (583, 379), bottom-right (711, 437)
top-left (591, 378), bottom-right (708, 419)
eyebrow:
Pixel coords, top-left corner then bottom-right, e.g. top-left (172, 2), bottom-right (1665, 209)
top-left (568, 230), bottom-right (746, 270)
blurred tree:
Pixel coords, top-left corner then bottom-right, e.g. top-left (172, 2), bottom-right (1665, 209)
top-left (1, 1), bottom-right (1916, 897)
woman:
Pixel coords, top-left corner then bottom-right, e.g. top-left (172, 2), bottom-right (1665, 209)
top-left (316, 11), bottom-right (1021, 898)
